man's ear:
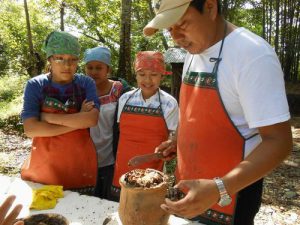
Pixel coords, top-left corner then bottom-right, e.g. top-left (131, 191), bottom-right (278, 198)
top-left (205, 0), bottom-right (218, 21)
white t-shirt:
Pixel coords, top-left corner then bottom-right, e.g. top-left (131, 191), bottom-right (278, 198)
top-left (182, 27), bottom-right (290, 157)
top-left (90, 81), bottom-right (123, 167)
top-left (117, 89), bottom-right (179, 131)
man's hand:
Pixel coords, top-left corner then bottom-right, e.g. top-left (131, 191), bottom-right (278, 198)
top-left (161, 179), bottom-right (219, 219)
top-left (155, 138), bottom-right (177, 161)
top-left (0, 196), bottom-right (24, 225)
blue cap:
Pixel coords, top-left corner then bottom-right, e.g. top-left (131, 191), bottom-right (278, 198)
top-left (83, 46), bottom-right (111, 66)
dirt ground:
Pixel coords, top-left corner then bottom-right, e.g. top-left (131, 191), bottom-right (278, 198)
top-left (0, 117), bottom-right (299, 225)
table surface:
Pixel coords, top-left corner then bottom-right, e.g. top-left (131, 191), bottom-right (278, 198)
top-left (0, 175), bottom-right (203, 225)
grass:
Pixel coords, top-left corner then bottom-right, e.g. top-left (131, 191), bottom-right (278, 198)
top-left (0, 74), bottom-right (29, 133)
top-left (0, 153), bottom-right (19, 175)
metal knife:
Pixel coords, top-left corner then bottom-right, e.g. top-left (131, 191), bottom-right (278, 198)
top-left (128, 152), bottom-right (164, 167)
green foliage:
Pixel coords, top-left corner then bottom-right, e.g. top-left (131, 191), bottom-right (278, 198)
top-left (164, 158), bottom-right (177, 175)
top-left (53, 0), bottom-right (168, 77)
top-left (0, 0), bottom-right (298, 82)
top-left (0, 0), bottom-right (56, 75)
top-left (0, 38), bottom-right (9, 72)
top-left (232, 7), bottom-right (263, 36)
top-left (0, 74), bottom-right (29, 133)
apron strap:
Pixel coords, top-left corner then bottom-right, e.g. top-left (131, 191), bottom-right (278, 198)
top-left (123, 88), bottom-right (163, 111)
top-left (186, 21), bottom-right (228, 76)
top-left (122, 88), bottom-right (139, 111)
top-left (211, 21), bottom-right (228, 75)
top-left (157, 89), bottom-right (163, 112)
top-left (245, 133), bottom-right (259, 140)
top-left (157, 89), bottom-right (169, 132)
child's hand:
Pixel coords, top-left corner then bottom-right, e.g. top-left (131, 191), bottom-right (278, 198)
top-left (0, 195), bottom-right (24, 225)
top-left (81, 99), bottom-right (95, 112)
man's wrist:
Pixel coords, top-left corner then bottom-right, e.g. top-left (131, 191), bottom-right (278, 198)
top-left (213, 177), bottom-right (232, 207)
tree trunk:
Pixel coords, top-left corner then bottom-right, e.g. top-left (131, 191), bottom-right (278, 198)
top-left (117, 0), bottom-right (132, 82)
top-left (60, 1), bottom-right (65, 31)
top-left (274, 0), bottom-right (280, 53)
top-left (268, 0), bottom-right (272, 44)
top-left (24, 0), bottom-right (39, 77)
top-left (290, 0), bottom-right (299, 81)
top-left (294, 10), bottom-right (300, 81)
top-left (262, 0), bottom-right (266, 39)
top-left (284, 0), bottom-right (296, 81)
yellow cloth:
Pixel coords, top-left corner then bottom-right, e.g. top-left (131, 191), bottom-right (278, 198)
top-left (30, 185), bottom-right (64, 210)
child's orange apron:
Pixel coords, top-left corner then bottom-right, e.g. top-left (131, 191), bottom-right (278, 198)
top-left (177, 25), bottom-right (254, 224)
top-left (111, 89), bottom-right (169, 196)
top-left (21, 81), bottom-right (97, 190)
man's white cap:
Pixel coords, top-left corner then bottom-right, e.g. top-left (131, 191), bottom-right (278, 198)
top-left (143, 0), bottom-right (192, 36)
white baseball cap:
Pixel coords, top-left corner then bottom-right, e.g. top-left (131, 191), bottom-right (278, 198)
top-left (143, 0), bottom-right (192, 36)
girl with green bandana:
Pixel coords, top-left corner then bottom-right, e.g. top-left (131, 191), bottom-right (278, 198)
top-left (20, 31), bottom-right (99, 194)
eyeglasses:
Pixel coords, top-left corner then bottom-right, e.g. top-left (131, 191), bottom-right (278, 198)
top-left (51, 57), bottom-right (79, 65)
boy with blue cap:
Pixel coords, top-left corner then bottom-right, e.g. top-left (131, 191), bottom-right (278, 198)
top-left (83, 46), bottom-right (131, 201)
top-left (21, 31), bottom-right (99, 194)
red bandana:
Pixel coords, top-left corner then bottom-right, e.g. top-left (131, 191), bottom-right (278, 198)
top-left (134, 51), bottom-right (172, 75)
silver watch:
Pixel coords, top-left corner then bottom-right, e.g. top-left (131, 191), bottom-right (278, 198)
top-left (213, 177), bottom-right (232, 207)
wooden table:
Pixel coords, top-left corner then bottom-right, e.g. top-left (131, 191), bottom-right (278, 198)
top-left (0, 175), bottom-right (203, 225)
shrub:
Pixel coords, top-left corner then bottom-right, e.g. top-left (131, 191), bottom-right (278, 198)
top-left (0, 73), bottom-right (29, 134)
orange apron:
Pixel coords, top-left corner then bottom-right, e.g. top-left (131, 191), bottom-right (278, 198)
top-left (111, 89), bottom-right (169, 196)
top-left (177, 27), bottom-right (246, 224)
top-left (21, 82), bottom-right (97, 190)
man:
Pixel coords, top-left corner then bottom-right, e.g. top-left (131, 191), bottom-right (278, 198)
top-left (144, 0), bottom-right (293, 225)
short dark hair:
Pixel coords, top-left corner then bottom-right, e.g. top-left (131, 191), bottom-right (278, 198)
top-left (190, 0), bottom-right (222, 14)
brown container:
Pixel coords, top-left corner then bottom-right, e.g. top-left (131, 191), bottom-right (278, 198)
top-left (118, 170), bottom-right (170, 225)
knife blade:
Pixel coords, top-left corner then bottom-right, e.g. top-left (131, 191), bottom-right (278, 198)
top-left (128, 152), bottom-right (164, 167)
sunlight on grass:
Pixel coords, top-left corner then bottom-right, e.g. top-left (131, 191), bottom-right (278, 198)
top-left (0, 74), bottom-right (28, 123)
top-left (284, 159), bottom-right (299, 167)
top-left (0, 95), bottom-right (23, 120)
top-left (0, 153), bottom-right (12, 163)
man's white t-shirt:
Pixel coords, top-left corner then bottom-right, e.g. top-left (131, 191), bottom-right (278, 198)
top-left (182, 27), bottom-right (290, 157)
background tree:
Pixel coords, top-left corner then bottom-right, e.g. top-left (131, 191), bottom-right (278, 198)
top-left (0, 0), bottom-right (298, 82)
top-left (24, 0), bottom-right (43, 76)
top-left (0, 0), bottom-right (54, 76)
top-left (60, 1), bottom-right (65, 31)
top-left (260, 0), bottom-right (299, 81)
top-left (117, 0), bottom-right (132, 81)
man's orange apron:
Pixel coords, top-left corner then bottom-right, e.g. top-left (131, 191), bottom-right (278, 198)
top-left (177, 25), bottom-right (248, 224)
top-left (21, 81), bottom-right (97, 191)
top-left (111, 89), bottom-right (169, 196)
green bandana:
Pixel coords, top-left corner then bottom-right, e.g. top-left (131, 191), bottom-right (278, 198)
top-left (42, 31), bottom-right (80, 58)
